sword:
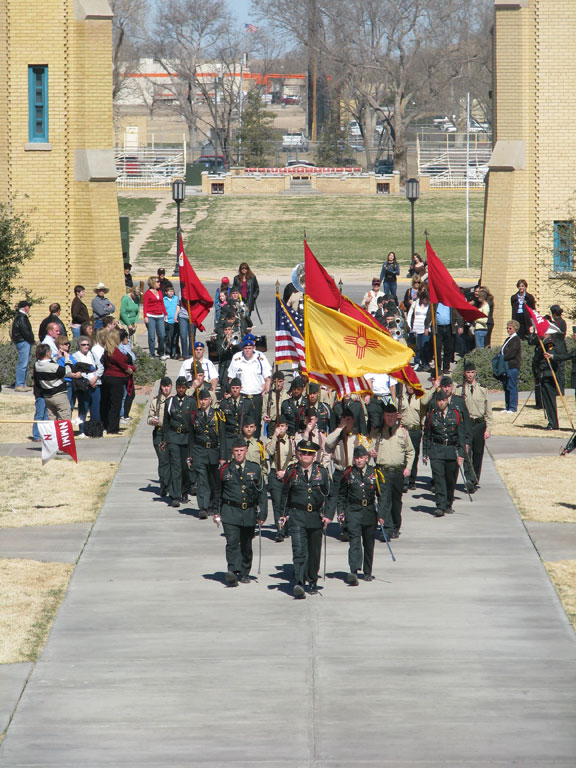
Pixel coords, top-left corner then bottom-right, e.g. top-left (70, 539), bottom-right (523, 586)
top-left (258, 522), bottom-right (262, 574)
top-left (254, 301), bottom-right (263, 324)
top-left (379, 522), bottom-right (396, 562)
top-left (459, 463), bottom-right (473, 502)
top-left (323, 524), bottom-right (327, 579)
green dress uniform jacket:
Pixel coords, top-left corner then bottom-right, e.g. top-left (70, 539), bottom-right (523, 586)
top-left (219, 395), bottom-right (257, 455)
top-left (281, 395), bottom-right (305, 435)
top-left (423, 407), bottom-right (466, 512)
top-left (160, 394), bottom-right (195, 501)
top-left (338, 464), bottom-right (385, 576)
top-left (219, 459), bottom-right (266, 578)
top-left (190, 405), bottom-right (226, 513)
top-left (280, 461), bottom-right (332, 587)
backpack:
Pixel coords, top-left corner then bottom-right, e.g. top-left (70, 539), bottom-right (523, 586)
top-left (84, 419), bottom-right (104, 438)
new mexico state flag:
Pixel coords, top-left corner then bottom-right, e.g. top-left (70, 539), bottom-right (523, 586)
top-left (304, 296), bottom-right (414, 377)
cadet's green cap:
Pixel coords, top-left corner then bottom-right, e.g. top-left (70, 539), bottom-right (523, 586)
top-left (353, 445), bottom-right (369, 458)
top-left (297, 439), bottom-right (319, 454)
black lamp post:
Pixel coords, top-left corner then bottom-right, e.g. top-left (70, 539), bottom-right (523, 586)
top-left (405, 177), bottom-right (420, 262)
top-left (172, 178), bottom-right (186, 277)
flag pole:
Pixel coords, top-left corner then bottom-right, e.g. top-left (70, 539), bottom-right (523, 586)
top-left (431, 302), bottom-right (439, 381)
top-left (274, 282), bottom-right (281, 469)
top-left (179, 233), bottom-right (200, 407)
top-left (537, 334), bottom-right (575, 430)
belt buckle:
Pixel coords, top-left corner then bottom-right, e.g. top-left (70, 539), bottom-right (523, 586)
top-left (361, 498), bottom-right (368, 507)
top-left (176, 426), bottom-right (182, 434)
top-left (206, 441), bottom-right (211, 449)
top-left (241, 502), bottom-right (248, 510)
top-left (306, 503), bottom-right (313, 512)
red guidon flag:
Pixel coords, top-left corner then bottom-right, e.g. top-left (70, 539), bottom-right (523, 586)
top-left (37, 420), bottom-right (78, 464)
top-left (525, 305), bottom-right (560, 338)
top-left (178, 235), bottom-right (213, 332)
top-left (425, 239), bottom-right (486, 323)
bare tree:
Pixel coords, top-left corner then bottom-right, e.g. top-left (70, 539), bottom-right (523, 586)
top-left (111, 0), bottom-right (149, 100)
top-left (253, 0), bottom-right (493, 176)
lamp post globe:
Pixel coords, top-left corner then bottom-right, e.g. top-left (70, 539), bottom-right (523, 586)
top-left (172, 178), bottom-right (186, 276)
top-left (405, 178), bottom-right (420, 264)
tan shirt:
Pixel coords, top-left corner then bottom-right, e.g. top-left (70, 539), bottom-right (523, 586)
top-left (245, 436), bottom-right (268, 480)
top-left (455, 383), bottom-right (493, 429)
top-left (266, 434), bottom-right (295, 471)
top-left (263, 389), bottom-right (290, 423)
top-left (400, 388), bottom-right (434, 430)
top-left (147, 393), bottom-right (168, 428)
top-left (375, 425), bottom-right (415, 469)
top-left (325, 428), bottom-right (375, 470)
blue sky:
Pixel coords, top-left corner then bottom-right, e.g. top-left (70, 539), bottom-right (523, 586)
top-left (228, 0), bottom-right (255, 25)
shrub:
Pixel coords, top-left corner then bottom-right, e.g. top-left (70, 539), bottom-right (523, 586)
top-left (0, 342), bottom-right (34, 387)
top-left (132, 345), bottom-right (165, 386)
top-left (452, 339), bottom-right (575, 392)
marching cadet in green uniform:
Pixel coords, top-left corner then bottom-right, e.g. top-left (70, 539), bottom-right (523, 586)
top-left (375, 403), bottom-right (414, 539)
top-left (160, 376), bottom-right (194, 508)
top-left (400, 384), bottom-right (434, 491)
top-left (338, 445), bottom-right (385, 584)
top-left (214, 438), bottom-right (266, 586)
top-left (241, 416), bottom-right (269, 519)
top-left (189, 388), bottom-right (226, 519)
top-left (455, 360), bottom-right (493, 490)
top-left (147, 376), bottom-right (172, 497)
top-left (262, 370), bottom-right (289, 437)
top-left (280, 375), bottom-right (306, 435)
top-left (187, 371), bottom-right (218, 408)
top-left (219, 377), bottom-right (256, 458)
top-left (423, 390), bottom-right (466, 516)
top-left (279, 440), bottom-right (332, 598)
top-left (265, 414), bottom-right (295, 542)
top-left (297, 382), bottom-right (334, 435)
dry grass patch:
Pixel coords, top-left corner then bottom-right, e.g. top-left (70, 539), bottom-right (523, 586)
top-left (0, 458), bottom-right (117, 528)
top-left (544, 561), bottom-right (576, 632)
top-left (494, 455), bottom-right (576, 522)
top-left (491, 399), bottom-right (576, 438)
top-left (0, 559), bottom-right (73, 663)
top-left (0, 392), bottom-right (35, 443)
top-left (0, 394), bottom-right (144, 443)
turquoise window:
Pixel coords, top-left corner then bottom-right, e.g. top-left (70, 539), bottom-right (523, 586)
top-left (553, 221), bottom-right (574, 272)
top-left (28, 66), bottom-right (48, 142)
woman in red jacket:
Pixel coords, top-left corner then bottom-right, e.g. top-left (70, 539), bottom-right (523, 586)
top-left (143, 276), bottom-right (168, 358)
top-left (101, 329), bottom-right (136, 433)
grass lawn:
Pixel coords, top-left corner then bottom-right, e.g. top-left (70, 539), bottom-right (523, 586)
top-left (119, 191), bottom-right (484, 274)
top-left (117, 196), bottom-right (162, 237)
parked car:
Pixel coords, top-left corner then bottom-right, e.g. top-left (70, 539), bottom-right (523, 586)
top-left (281, 95), bottom-right (300, 105)
top-left (286, 160), bottom-right (316, 168)
top-left (348, 120), bottom-right (362, 137)
top-left (195, 154), bottom-right (227, 171)
top-left (282, 131), bottom-right (310, 151)
top-left (374, 159), bottom-right (394, 175)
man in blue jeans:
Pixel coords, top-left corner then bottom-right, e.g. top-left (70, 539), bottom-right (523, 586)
top-left (11, 300), bottom-right (35, 392)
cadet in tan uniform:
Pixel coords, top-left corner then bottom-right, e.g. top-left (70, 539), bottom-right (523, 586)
top-left (325, 408), bottom-right (374, 540)
top-left (399, 384), bottom-right (434, 491)
top-left (266, 414), bottom-right (295, 541)
top-left (455, 360), bottom-right (492, 491)
top-left (262, 370), bottom-right (289, 438)
top-left (147, 376), bottom-right (172, 497)
top-left (241, 416), bottom-right (268, 518)
top-left (375, 403), bottom-right (415, 539)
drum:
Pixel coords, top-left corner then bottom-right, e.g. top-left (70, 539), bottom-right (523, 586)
top-left (255, 334), bottom-right (267, 352)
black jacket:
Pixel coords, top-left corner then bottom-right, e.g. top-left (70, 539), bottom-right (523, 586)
top-left (232, 275), bottom-right (260, 313)
top-left (11, 311), bottom-right (35, 344)
top-left (39, 313), bottom-right (67, 341)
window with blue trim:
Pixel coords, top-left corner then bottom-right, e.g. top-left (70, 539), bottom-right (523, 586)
top-left (553, 221), bottom-right (574, 272)
top-left (28, 66), bottom-right (48, 142)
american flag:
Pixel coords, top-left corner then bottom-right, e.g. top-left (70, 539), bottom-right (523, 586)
top-left (275, 295), bottom-right (372, 398)
top-left (244, 23), bottom-right (259, 33)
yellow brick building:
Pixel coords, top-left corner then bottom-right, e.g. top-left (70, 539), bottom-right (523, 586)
top-left (0, 0), bottom-right (124, 336)
top-left (482, 0), bottom-right (576, 344)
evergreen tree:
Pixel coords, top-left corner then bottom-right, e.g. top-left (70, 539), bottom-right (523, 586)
top-left (0, 204), bottom-right (41, 327)
top-left (314, 108), bottom-right (348, 166)
top-left (235, 90), bottom-right (276, 167)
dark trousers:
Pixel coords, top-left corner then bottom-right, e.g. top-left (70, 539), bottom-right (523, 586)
top-left (430, 457), bottom-right (459, 511)
top-left (165, 323), bottom-right (179, 358)
top-left (381, 468), bottom-right (404, 535)
top-left (153, 429), bottom-right (171, 494)
top-left (347, 519), bottom-right (377, 575)
top-left (222, 522), bottom-right (255, 576)
top-left (289, 521), bottom-right (323, 585)
top-left (268, 469), bottom-right (285, 532)
top-left (406, 428), bottom-right (421, 485)
top-left (166, 441), bottom-right (191, 500)
top-left (193, 454), bottom-right (219, 511)
top-left (244, 393), bottom-right (263, 437)
top-left (464, 421), bottom-right (485, 485)
top-left (542, 378), bottom-right (559, 429)
top-left (101, 376), bottom-right (126, 433)
top-left (435, 325), bottom-right (455, 372)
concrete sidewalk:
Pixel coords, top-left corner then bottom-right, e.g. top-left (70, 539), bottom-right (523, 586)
top-left (1, 394), bottom-right (576, 766)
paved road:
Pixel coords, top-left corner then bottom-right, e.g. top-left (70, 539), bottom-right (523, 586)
top-left (1, 389), bottom-right (576, 766)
